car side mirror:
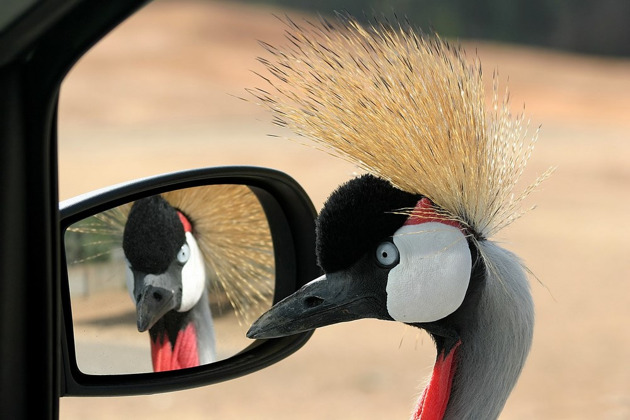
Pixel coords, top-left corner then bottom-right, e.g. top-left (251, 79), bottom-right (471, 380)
top-left (59, 166), bottom-right (319, 396)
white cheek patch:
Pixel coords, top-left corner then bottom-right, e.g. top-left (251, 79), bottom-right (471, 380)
top-left (178, 232), bottom-right (206, 312)
top-left (385, 222), bottom-right (472, 323)
top-left (125, 259), bottom-right (136, 304)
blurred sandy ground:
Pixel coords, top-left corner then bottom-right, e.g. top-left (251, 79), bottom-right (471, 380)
top-left (58, 0), bottom-right (630, 418)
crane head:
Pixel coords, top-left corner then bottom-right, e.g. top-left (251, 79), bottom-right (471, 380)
top-left (248, 174), bottom-right (481, 346)
top-left (123, 195), bottom-right (206, 332)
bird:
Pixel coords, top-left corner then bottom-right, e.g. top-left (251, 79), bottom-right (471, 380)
top-left (246, 15), bottom-right (553, 419)
top-left (122, 194), bottom-right (216, 371)
top-left (71, 184), bottom-right (275, 372)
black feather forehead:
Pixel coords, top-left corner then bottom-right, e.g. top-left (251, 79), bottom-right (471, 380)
top-left (123, 195), bottom-right (186, 274)
top-left (316, 174), bottom-right (421, 273)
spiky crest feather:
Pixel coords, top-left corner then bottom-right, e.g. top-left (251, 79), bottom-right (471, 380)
top-left (162, 185), bottom-right (274, 323)
top-left (249, 15), bottom-right (552, 240)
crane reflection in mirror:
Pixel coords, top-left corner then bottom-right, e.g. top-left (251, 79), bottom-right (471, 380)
top-left (65, 185), bottom-right (275, 374)
top-left (247, 15), bottom-right (554, 420)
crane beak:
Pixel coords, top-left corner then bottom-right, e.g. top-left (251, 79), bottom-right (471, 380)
top-left (136, 282), bottom-right (178, 332)
top-left (247, 270), bottom-right (390, 339)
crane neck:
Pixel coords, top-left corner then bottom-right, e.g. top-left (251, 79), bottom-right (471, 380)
top-left (150, 323), bottom-right (199, 371)
top-left (413, 241), bottom-right (534, 419)
top-left (149, 289), bottom-right (216, 372)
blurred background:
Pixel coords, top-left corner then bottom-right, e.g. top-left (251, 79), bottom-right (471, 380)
top-left (58, 0), bottom-right (629, 418)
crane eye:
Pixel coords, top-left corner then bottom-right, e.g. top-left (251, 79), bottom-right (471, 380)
top-left (177, 243), bottom-right (190, 264)
top-left (375, 241), bottom-right (399, 268)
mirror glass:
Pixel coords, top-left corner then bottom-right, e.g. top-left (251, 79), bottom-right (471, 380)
top-left (64, 184), bottom-right (275, 374)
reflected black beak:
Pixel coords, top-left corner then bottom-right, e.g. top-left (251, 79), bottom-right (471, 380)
top-left (247, 269), bottom-right (390, 339)
top-left (136, 283), bottom-right (178, 332)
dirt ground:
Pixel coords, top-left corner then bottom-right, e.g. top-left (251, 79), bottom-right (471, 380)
top-left (57, 1), bottom-right (630, 419)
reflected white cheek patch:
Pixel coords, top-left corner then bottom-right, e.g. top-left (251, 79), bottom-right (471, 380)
top-left (385, 222), bottom-right (472, 323)
top-left (125, 260), bottom-right (135, 304)
top-left (178, 232), bottom-right (206, 312)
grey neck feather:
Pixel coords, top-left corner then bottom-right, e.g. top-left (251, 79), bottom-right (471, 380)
top-left (190, 293), bottom-right (217, 364)
top-left (443, 241), bottom-right (534, 420)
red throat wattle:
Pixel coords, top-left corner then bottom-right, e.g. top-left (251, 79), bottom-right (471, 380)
top-left (150, 323), bottom-right (199, 372)
top-left (412, 340), bottom-right (461, 420)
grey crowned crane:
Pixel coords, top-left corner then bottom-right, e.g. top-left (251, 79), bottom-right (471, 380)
top-left (106, 185), bottom-right (274, 372)
top-left (123, 195), bottom-right (215, 371)
top-left (247, 16), bottom-right (552, 419)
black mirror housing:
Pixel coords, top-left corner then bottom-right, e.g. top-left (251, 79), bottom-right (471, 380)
top-left (59, 166), bottom-right (319, 396)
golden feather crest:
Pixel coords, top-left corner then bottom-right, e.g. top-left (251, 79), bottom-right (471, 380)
top-left (162, 185), bottom-right (275, 323)
top-left (250, 15), bottom-right (552, 239)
